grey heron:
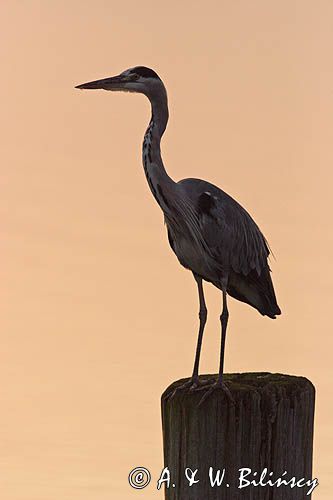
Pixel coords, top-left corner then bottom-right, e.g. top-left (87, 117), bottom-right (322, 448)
top-left (76, 66), bottom-right (281, 402)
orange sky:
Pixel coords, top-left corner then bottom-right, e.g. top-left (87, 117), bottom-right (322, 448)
top-left (1, 1), bottom-right (332, 498)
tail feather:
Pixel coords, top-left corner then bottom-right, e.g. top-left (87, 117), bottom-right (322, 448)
top-left (227, 266), bottom-right (281, 318)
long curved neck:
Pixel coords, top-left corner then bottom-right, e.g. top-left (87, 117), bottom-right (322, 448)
top-left (141, 85), bottom-right (202, 245)
top-left (149, 86), bottom-right (169, 139)
top-left (142, 85), bottom-right (176, 212)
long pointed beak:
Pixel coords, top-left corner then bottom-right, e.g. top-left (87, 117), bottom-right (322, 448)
top-left (75, 75), bottom-right (124, 90)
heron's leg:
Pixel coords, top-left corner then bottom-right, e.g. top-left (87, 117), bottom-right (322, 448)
top-left (218, 288), bottom-right (229, 383)
top-left (191, 273), bottom-right (207, 383)
top-left (198, 285), bottom-right (234, 406)
top-left (165, 274), bottom-right (209, 400)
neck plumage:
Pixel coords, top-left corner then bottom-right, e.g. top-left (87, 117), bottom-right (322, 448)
top-left (142, 86), bottom-right (176, 212)
top-left (141, 84), bottom-right (203, 247)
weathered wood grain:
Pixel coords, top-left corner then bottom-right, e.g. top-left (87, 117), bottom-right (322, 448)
top-left (161, 373), bottom-right (315, 499)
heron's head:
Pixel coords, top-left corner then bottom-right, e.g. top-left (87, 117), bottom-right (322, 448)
top-left (75, 66), bottom-right (164, 99)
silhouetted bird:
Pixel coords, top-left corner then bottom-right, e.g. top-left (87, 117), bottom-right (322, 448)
top-left (76, 66), bottom-right (281, 401)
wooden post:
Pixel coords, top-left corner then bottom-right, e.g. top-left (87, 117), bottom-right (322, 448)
top-left (161, 373), bottom-right (316, 499)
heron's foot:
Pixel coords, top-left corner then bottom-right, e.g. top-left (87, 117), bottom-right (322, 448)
top-left (166, 377), bottom-right (212, 401)
top-left (198, 378), bottom-right (235, 407)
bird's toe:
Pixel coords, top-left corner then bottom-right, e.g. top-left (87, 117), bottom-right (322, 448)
top-left (198, 379), bottom-right (235, 407)
top-left (165, 378), bottom-right (197, 400)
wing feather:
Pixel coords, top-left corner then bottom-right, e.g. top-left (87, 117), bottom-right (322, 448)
top-left (208, 198), bottom-right (270, 276)
top-left (178, 178), bottom-right (271, 277)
